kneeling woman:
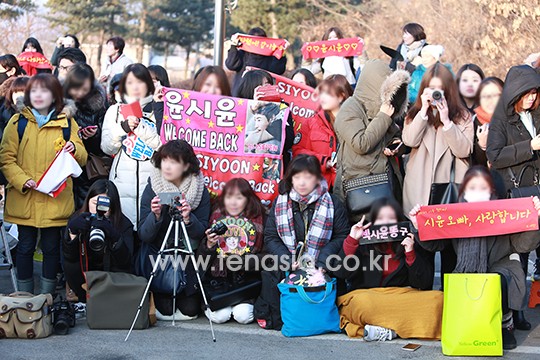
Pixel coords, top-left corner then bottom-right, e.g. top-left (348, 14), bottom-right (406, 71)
top-left (138, 140), bottom-right (211, 320)
top-left (410, 166), bottom-right (540, 350)
top-left (198, 178), bottom-right (266, 324)
top-left (335, 199), bottom-right (442, 341)
top-left (64, 180), bottom-right (135, 301)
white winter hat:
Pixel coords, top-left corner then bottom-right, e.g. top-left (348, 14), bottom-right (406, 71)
top-left (421, 45), bottom-right (444, 61)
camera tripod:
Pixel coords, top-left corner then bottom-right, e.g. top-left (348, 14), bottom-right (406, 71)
top-left (125, 207), bottom-right (216, 342)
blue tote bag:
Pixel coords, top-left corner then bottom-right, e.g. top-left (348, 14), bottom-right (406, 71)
top-left (278, 278), bottom-right (341, 337)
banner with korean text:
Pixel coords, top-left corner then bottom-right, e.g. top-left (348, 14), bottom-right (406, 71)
top-left (161, 88), bottom-right (289, 203)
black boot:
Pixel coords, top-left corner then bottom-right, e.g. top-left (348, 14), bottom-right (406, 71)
top-left (502, 327), bottom-right (517, 350)
top-left (513, 310), bottom-right (531, 331)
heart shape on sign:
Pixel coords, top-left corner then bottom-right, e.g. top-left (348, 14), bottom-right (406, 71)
top-left (343, 43), bottom-right (351, 51)
top-left (313, 45), bottom-right (320, 52)
top-left (351, 43), bottom-right (358, 50)
top-left (306, 45), bottom-right (312, 52)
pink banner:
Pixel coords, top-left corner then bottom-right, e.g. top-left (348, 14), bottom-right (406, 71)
top-left (161, 88), bottom-right (290, 203)
top-left (245, 67), bottom-right (319, 131)
top-left (301, 37), bottom-right (364, 60)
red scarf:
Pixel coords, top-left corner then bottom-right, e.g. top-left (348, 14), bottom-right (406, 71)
top-left (474, 106), bottom-right (492, 125)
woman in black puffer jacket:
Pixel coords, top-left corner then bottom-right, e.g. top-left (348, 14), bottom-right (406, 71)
top-left (64, 63), bottom-right (110, 208)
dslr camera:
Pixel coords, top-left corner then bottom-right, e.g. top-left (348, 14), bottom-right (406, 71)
top-left (85, 196), bottom-right (111, 252)
top-left (52, 300), bottom-right (75, 335)
top-left (209, 222), bottom-right (228, 236)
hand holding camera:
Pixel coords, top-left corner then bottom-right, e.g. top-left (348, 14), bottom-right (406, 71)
top-left (205, 222), bottom-right (228, 249)
top-left (68, 212), bottom-right (92, 235)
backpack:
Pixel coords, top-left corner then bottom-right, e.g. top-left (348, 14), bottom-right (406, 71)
top-left (17, 113), bottom-right (71, 143)
top-left (0, 114), bottom-right (72, 186)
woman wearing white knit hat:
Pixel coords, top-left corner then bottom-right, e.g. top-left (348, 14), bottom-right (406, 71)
top-left (408, 45), bottom-right (453, 103)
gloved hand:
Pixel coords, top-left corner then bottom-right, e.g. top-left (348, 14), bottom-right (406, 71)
top-left (67, 213), bottom-right (92, 235)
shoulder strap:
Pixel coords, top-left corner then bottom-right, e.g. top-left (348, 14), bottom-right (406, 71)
top-left (17, 114), bottom-right (28, 143)
top-left (16, 114), bottom-right (71, 143)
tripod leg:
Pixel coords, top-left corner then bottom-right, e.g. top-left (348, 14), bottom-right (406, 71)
top-left (125, 220), bottom-right (175, 342)
top-left (180, 220), bottom-right (216, 342)
top-left (172, 220), bottom-right (180, 326)
top-left (0, 221), bottom-right (17, 292)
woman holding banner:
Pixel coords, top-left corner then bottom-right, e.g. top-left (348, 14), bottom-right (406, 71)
top-left (101, 63), bottom-right (162, 229)
top-left (486, 64), bottom-right (540, 330)
top-left (335, 197), bottom-right (441, 341)
top-left (225, 27), bottom-right (287, 96)
top-left (410, 166), bottom-right (540, 349)
top-left (305, 27), bottom-right (357, 86)
top-left (292, 74), bottom-right (353, 189)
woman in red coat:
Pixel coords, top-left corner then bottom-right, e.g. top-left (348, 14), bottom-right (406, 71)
top-left (292, 74), bottom-right (352, 189)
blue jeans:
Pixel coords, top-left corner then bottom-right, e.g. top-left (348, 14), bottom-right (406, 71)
top-left (16, 226), bottom-right (63, 280)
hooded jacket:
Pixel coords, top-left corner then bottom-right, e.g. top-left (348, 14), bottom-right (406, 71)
top-left (101, 95), bottom-right (162, 229)
top-left (334, 60), bottom-right (410, 200)
top-left (0, 106), bottom-right (88, 227)
top-left (486, 65), bottom-right (540, 191)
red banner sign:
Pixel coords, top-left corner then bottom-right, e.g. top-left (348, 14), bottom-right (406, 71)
top-left (301, 37), bottom-right (364, 60)
top-left (245, 67), bottom-right (320, 131)
top-left (417, 198), bottom-right (539, 241)
top-left (237, 34), bottom-right (287, 59)
top-left (161, 88), bottom-right (289, 204)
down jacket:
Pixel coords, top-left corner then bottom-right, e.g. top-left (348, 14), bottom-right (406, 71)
top-left (0, 106), bottom-right (88, 227)
top-left (101, 95), bottom-right (162, 229)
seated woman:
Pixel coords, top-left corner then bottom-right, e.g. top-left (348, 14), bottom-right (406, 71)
top-left (198, 178), bottom-right (266, 324)
top-left (335, 198), bottom-right (442, 341)
top-left (255, 155), bottom-right (349, 329)
top-left (410, 166), bottom-right (540, 350)
top-left (64, 180), bottom-right (135, 301)
top-left (138, 140), bottom-right (210, 320)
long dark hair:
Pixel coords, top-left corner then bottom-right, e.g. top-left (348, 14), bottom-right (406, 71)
top-left (458, 166), bottom-right (496, 199)
top-left (22, 37), bottom-right (44, 54)
top-left (475, 76), bottom-right (504, 108)
top-left (290, 68), bottom-right (318, 89)
top-left (118, 63), bottom-right (155, 99)
top-left (406, 63), bottom-right (468, 127)
top-left (369, 197), bottom-right (408, 258)
top-left (79, 179), bottom-right (124, 228)
top-left (456, 63), bottom-right (485, 109)
top-left (216, 178), bottom-right (265, 219)
top-left (148, 65), bottom-right (171, 87)
top-left (235, 69), bottom-right (273, 99)
top-left (0, 54), bottom-right (24, 76)
top-left (63, 63), bottom-right (96, 98)
top-left (278, 154), bottom-right (322, 194)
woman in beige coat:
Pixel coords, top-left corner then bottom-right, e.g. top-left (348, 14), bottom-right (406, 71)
top-left (402, 63), bottom-right (473, 215)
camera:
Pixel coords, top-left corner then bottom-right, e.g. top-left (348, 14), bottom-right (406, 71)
top-left (209, 222), bottom-right (228, 236)
top-left (432, 90), bottom-right (444, 104)
top-left (52, 300), bottom-right (76, 335)
top-left (86, 196), bottom-right (111, 252)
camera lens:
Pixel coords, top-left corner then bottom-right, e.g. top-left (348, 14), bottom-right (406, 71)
top-left (88, 227), bottom-right (106, 252)
top-left (432, 90), bottom-right (442, 101)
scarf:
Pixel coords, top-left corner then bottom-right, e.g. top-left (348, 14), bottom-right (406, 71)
top-left (400, 40), bottom-right (425, 63)
top-left (519, 111), bottom-right (536, 138)
top-left (275, 181), bottom-right (334, 260)
top-left (149, 167), bottom-right (205, 210)
top-left (474, 106), bottom-right (492, 125)
top-left (31, 108), bottom-right (55, 128)
top-left (454, 237), bottom-right (489, 273)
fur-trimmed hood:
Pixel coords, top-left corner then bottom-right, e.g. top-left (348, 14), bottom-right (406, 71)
top-left (0, 77), bottom-right (16, 98)
top-left (354, 60), bottom-right (410, 119)
top-left (15, 96), bottom-right (78, 118)
top-left (71, 81), bottom-right (107, 114)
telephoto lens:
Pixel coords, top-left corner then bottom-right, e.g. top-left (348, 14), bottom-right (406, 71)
top-left (88, 228), bottom-right (106, 252)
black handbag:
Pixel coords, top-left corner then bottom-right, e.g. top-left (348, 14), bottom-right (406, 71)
top-left (135, 242), bottom-right (186, 294)
top-left (429, 157), bottom-right (460, 205)
top-left (508, 165), bottom-right (540, 198)
top-left (343, 172), bottom-right (393, 214)
top-left (204, 273), bottom-right (262, 312)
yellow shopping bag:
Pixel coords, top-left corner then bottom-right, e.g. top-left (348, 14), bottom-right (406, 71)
top-left (442, 273), bottom-right (503, 356)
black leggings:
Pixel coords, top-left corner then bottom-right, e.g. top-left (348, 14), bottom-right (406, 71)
top-left (153, 292), bottom-right (201, 317)
top-left (64, 260), bottom-right (87, 301)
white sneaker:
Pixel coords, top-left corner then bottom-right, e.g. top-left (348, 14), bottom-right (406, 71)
top-left (155, 308), bottom-right (198, 321)
top-left (363, 324), bottom-right (397, 342)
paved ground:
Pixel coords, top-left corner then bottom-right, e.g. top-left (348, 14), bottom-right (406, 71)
top-left (0, 258), bottom-right (539, 359)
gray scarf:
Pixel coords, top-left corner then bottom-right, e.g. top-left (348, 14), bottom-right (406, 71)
top-left (149, 167), bottom-right (205, 210)
top-left (453, 237), bottom-right (488, 273)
